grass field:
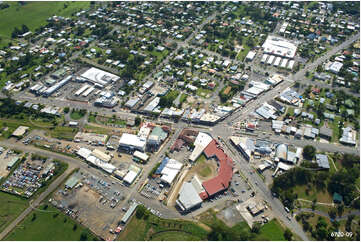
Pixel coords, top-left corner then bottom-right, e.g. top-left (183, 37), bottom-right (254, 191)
top-left (5, 204), bottom-right (98, 241)
top-left (198, 209), bottom-right (288, 241)
top-left (293, 185), bottom-right (333, 204)
top-left (0, 191), bottom-right (28, 233)
top-left (0, 2), bottom-right (90, 47)
top-left (150, 231), bottom-right (201, 241)
top-left (253, 219), bottom-right (286, 241)
top-left (48, 126), bottom-right (78, 141)
top-left (117, 207), bottom-right (208, 241)
top-left (70, 110), bottom-right (86, 120)
top-left (196, 88), bottom-right (212, 98)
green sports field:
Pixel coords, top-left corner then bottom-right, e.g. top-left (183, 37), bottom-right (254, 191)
top-left (0, 1), bottom-right (90, 46)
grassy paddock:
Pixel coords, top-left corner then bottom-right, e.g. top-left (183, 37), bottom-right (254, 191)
top-left (0, 191), bottom-right (28, 233)
top-left (118, 206), bottom-right (208, 241)
top-left (5, 204), bottom-right (98, 241)
top-left (0, 2), bottom-right (90, 46)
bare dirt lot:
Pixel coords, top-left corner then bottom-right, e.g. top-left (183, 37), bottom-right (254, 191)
top-left (53, 184), bottom-right (125, 239)
top-left (0, 149), bottom-right (17, 178)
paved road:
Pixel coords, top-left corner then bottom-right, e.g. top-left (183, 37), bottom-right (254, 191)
top-left (295, 208), bottom-right (360, 222)
top-left (268, 135), bottom-right (359, 155)
top-left (292, 33), bottom-right (360, 82)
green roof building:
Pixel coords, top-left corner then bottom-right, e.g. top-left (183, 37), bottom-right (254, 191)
top-left (333, 192), bottom-right (343, 204)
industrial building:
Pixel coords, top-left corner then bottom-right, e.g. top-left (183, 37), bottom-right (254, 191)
top-left (12, 126), bottom-right (29, 138)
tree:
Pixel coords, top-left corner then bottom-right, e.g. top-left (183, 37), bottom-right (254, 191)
top-left (80, 231), bottom-right (88, 241)
top-left (284, 229), bottom-right (293, 241)
top-left (21, 24), bottom-right (29, 33)
top-left (328, 208), bottom-right (337, 219)
top-left (135, 116), bottom-right (141, 126)
top-left (302, 145), bottom-right (316, 160)
top-left (251, 223), bottom-right (261, 234)
top-left (337, 204), bottom-right (344, 217)
top-left (135, 206), bottom-right (146, 219)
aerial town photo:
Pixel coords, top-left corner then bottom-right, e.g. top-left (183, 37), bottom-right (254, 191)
top-left (0, 0), bottom-right (359, 241)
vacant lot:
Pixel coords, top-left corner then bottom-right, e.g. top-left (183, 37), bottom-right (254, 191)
top-left (0, 2), bottom-right (90, 46)
top-left (0, 191), bottom-right (28, 233)
top-left (5, 204), bottom-right (98, 241)
top-left (118, 206), bottom-right (208, 241)
top-left (198, 208), bottom-right (287, 241)
top-left (253, 219), bottom-right (286, 241)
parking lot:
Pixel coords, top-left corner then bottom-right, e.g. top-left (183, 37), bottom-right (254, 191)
top-left (1, 155), bottom-right (54, 198)
top-left (52, 170), bottom-right (129, 239)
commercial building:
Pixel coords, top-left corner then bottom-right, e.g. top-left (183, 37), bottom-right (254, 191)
top-left (148, 126), bottom-right (168, 148)
top-left (155, 157), bottom-right (183, 185)
top-left (133, 151), bottom-right (149, 162)
top-left (278, 88), bottom-right (301, 106)
top-left (80, 67), bottom-right (120, 86)
top-left (91, 149), bottom-right (111, 163)
top-left (189, 132), bottom-right (213, 162)
top-left (125, 97), bottom-right (140, 109)
top-left (43, 75), bottom-right (72, 97)
top-left (123, 165), bottom-right (141, 185)
top-left (262, 35), bottom-right (297, 59)
top-left (201, 140), bottom-right (233, 198)
top-left (77, 147), bottom-right (116, 173)
top-left (255, 103), bottom-right (278, 120)
top-left (230, 136), bottom-right (255, 161)
top-left (326, 61), bottom-right (343, 74)
top-left (75, 84), bottom-right (90, 96)
top-left (176, 182), bottom-right (203, 211)
top-left (245, 51), bottom-right (256, 61)
top-left (118, 133), bottom-right (147, 152)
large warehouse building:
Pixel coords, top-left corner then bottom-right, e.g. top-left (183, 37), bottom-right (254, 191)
top-left (80, 67), bottom-right (120, 86)
top-left (262, 35), bottom-right (298, 59)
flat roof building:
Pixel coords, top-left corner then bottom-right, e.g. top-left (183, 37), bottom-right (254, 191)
top-left (176, 182), bottom-right (203, 211)
top-left (80, 67), bottom-right (120, 86)
top-left (12, 126), bottom-right (29, 137)
top-left (119, 133), bottom-right (147, 152)
top-left (262, 35), bottom-right (297, 59)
